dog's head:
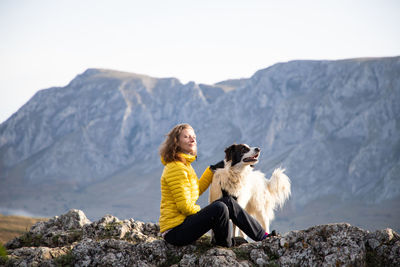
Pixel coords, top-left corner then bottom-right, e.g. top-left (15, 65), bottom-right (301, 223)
top-left (224, 144), bottom-right (261, 167)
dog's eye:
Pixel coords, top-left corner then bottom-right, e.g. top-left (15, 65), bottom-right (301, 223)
top-left (241, 146), bottom-right (249, 153)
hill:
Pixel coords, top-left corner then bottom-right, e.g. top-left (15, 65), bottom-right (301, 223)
top-left (0, 214), bottom-right (47, 245)
top-left (0, 57), bottom-right (399, 233)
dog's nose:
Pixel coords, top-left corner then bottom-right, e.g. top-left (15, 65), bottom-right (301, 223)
top-left (255, 147), bottom-right (260, 152)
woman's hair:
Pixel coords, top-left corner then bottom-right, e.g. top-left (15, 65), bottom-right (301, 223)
top-left (159, 123), bottom-right (194, 163)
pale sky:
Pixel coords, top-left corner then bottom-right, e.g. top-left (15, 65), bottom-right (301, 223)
top-left (1, 0), bottom-right (399, 123)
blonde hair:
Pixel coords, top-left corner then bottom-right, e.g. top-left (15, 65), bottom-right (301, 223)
top-left (159, 123), bottom-right (195, 163)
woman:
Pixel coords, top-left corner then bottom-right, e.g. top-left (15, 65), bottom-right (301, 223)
top-left (159, 123), bottom-right (272, 247)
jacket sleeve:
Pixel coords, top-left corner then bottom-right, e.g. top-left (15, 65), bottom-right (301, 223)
top-left (198, 167), bottom-right (214, 195)
top-left (164, 163), bottom-right (201, 216)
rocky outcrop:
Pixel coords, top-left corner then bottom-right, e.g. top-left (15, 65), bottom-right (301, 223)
top-left (2, 209), bottom-right (399, 266)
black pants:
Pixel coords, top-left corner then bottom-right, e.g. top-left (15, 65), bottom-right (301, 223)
top-left (164, 196), bottom-right (266, 247)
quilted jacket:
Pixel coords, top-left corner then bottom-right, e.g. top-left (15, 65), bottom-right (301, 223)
top-left (159, 153), bottom-right (214, 233)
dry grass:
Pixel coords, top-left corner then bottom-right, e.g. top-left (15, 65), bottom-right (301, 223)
top-left (0, 214), bottom-right (47, 245)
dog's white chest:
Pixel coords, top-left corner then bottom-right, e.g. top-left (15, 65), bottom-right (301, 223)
top-left (217, 169), bottom-right (252, 197)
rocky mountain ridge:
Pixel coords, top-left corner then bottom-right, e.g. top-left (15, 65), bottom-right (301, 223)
top-left (2, 209), bottom-right (399, 266)
top-left (0, 57), bottom-right (399, 232)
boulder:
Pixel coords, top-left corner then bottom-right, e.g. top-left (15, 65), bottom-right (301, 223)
top-left (2, 209), bottom-right (399, 266)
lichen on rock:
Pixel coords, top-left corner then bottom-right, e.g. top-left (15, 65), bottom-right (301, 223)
top-left (3, 209), bottom-right (399, 266)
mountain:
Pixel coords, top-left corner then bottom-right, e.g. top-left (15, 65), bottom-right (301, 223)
top-left (3, 209), bottom-right (400, 266)
top-left (1, 57), bottom-right (399, 234)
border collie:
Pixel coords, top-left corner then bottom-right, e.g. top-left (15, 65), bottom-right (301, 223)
top-left (209, 144), bottom-right (291, 237)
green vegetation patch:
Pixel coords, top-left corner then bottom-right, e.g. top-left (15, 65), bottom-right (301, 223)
top-left (53, 250), bottom-right (75, 267)
top-left (19, 232), bottom-right (43, 247)
top-left (51, 229), bottom-right (83, 246)
top-left (98, 221), bottom-right (124, 239)
top-left (194, 235), bottom-right (213, 255)
top-left (159, 251), bottom-right (182, 267)
top-left (0, 243), bottom-right (8, 263)
top-left (232, 247), bottom-right (250, 261)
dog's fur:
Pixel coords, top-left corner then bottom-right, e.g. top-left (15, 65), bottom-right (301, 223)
top-left (209, 144), bottom-right (291, 236)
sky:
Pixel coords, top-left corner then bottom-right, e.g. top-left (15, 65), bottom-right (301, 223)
top-left (1, 0), bottom-right (399, 123)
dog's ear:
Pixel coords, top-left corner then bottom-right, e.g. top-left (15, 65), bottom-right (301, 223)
top-left (224, 145), bottom-right (235, 162)
top-left (231, 146), bottom-right (242, 166)
top-left (224, 144), bottom-right (241, 167)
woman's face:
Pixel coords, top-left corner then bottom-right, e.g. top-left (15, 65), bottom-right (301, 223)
top-left (178, 127), bottom-right (197, 155)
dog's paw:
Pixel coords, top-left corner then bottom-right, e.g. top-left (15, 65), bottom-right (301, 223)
top-left (232, 236), bottom-right (248, 246)
top-left (267, 230), bottom-right (278, 237)
top-left (210, 160), bottom-right (225, 171)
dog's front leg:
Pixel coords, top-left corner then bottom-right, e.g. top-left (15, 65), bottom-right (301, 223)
top-left (254, 211), bottom-right (270, 234)
top-left (208, 177), bottom-right (223, 243)
top-left (209, 179), bottom-right (222, 203)
top-left (232, 224), bottom-right (245, 238)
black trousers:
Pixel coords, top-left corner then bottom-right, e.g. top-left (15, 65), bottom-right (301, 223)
top-left (164, 196), bottom-right (266, 247)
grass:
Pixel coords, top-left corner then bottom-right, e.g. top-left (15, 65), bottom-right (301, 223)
top-left (0, 213), bottom-right (47, 245)
top-left (0, 243), bottom-right (8, 262)
top-left (18, 232), bottom-right (43, 247)
top-left (194, 235), bottom-right (214, 254)
top-left (53, 250), bottom-right (75, 267)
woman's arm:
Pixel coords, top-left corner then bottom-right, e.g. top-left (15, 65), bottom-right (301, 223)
top-left (198, 167), bottom-right (214, 195)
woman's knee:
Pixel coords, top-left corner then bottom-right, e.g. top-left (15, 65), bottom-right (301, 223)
top-left (211, 201), bottom-right (229, 218)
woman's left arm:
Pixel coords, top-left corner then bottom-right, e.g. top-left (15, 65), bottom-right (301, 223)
top-left (198, 167), bottom-right (214, 195)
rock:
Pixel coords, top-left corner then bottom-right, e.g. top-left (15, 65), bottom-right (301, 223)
top-left (365, 228), bottom-right (400, 266)
top-left (179, 253), bottom-right (198, 266)
top-left (5, 246), bottom-right (72, 267)
top-left (82, 214), bottom-right (160, 243)
top-left (276, 223), bottom-right (369, 266)
top-left (198, 248), bottom-right (250, 266)
top-left (5, 209), bottom-right (90, 249)
top-left (250, 248), bottom-right (270, 265)
top-left (2, 209), bottom-right (400, 266)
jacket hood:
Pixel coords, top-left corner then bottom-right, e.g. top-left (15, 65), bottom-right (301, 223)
top-left (161, 153), bottom-right (196, 165)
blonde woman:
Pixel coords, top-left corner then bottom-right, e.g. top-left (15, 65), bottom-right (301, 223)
top-left (159, 123), bottom-right (272, 247)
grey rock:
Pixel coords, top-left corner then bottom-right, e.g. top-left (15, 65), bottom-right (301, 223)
top-left (365, 228), bottom-right (400, 266)
top-left (179, 253), bottom-right (198, 266)
top-left (3, 210), bottom-right (400, 267)
top-left (82, 214), bottom-right (159, 243)
top-left (5, 209), bottom-right (90, 249)
top-left (5, 246), bottom-right (72, 267)
top-left (250, 248), bottom-right (270, 266)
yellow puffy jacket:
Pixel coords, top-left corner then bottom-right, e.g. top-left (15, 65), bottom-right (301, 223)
top-left (159, 153), bottom-right (214, 233)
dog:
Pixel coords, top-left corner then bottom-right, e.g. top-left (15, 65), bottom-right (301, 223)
top-left (209, 144), bottom-right (291, 237)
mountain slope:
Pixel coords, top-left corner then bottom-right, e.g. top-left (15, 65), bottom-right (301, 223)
top-left (1, 57), bottom-right (399, 233)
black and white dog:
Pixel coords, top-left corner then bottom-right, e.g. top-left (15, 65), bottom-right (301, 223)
top-left (209, 144), bottom-right (291, 236)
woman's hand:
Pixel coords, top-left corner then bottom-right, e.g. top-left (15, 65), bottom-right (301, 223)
top-left (210, 160), bottom-right (225, 172)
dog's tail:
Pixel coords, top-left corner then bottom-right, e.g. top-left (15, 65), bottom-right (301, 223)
top-left (267, 167), bottom-right (291, 210)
